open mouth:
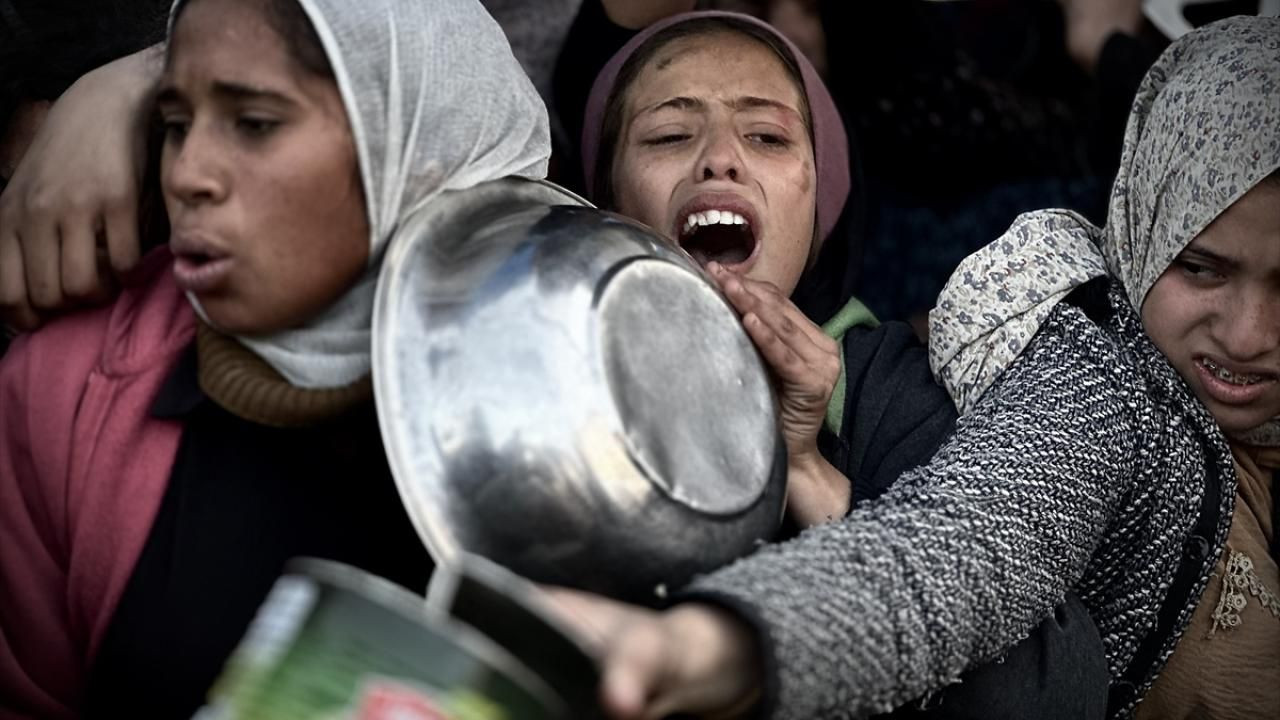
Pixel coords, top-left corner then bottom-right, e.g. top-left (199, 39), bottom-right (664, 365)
top-left (178, 250), bottom-right (219, 266)
top-left (677, 209), bottom-right (758, 269)
top-left (171, 234), bottom-right (234, 294)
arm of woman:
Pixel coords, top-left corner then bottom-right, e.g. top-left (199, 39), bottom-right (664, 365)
top-left (564, 303), bottom-right (1137, 719)
top-left (0, 43), bottom-right (162, 330)
top-left (683, 306), bottom-right (1137, 718)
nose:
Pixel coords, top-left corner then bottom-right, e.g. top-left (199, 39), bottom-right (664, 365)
top-left (163, 123), bottom-right (228, 207)
top-left (1218, 286), bottom-right (1280, 362)
top-left (697, 123), bottom-right (743, 183)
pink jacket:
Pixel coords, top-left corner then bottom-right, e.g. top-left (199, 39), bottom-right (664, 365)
top-left (0, 249), bottom-right (193, 718)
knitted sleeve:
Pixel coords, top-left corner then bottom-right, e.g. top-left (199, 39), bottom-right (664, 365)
top-left (686, 304), bottom-right (1141, 719)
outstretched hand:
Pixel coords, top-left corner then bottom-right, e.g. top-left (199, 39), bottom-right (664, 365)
top-left (708, 262), bottom-right (850, 525)
top-left (542, 588), bottom-right (762, 719)
top-left (0, 44), bottom-right (161, 331)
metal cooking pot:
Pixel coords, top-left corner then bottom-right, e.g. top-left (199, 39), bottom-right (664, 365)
top-left (427, 552), bottom-right (603, 716)
top-left (373, 177), bottom-right (785, 602)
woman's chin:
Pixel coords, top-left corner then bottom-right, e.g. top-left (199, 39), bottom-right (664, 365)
top-left (741, 258), bottom-right (805, 298)
top-left (196, 300), bottom-right (288, 337)
top-left (1204, 399), bottom-right (1280, 438)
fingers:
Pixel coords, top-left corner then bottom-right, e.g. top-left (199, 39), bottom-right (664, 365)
top-left (0, 226), bottom-right (40, 330)
top-left (540, 589), bottom-right (757, 720)
top-left (5, 202), bottom-right (119, 320)
top-left (708, 262), bottom-right (839, 388)
top-left (538, 586), bottom-right (627, 653)
top-left (16, 204), bottom-right (62, 311)
top-left (600, 626), bottom-right (667, 720)
top-left (741, 312), bottom-right (809, 386)
top-left (706, 263), bottom-right (839, 464)
top-left (1, 210), bottom-right (126, 326)
top-left (58, 214), bottom-right (102, 302)
top-left (643, 605), bottom-right (763, 719)
top-left (0, 46), bottom-right (154, 321)
top-left (102, 188), bottom-right (141, 276)
top-left (537, 588), bottom-right (666, 720)
top-left (601, 607), bottom-right (757, 720)
top-left (709, 262), bottom-right (836, 353)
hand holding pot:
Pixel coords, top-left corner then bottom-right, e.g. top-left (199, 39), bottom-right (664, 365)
top-left (543, 587), bottom-right (763, 720)
top-left (708, 262), bottom-right (851, 526)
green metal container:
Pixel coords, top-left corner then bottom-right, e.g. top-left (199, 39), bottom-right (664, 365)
top-left (192, 559), bottom-right (568, 720)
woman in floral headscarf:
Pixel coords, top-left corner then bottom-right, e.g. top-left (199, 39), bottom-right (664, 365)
top-left (926, 14), bottom-right (1280, 719)
top-left (554, 16), bottom-right (1279, 720)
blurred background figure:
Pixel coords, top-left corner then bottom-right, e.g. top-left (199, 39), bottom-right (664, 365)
top-left (803, 0), bottom-right (1159, 334)
top-left (553, 0), bottom-right (1271, 337)
top-left (4, 0), bottom-right (1274, 347)
top-left (690, 0), bottom-right (1275, 334)
top-left (557, 0), bottom-right (1175, 334)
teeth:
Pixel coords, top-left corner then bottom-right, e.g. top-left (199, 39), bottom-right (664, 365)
top-left (682, 210), bottom-right (749, 235)
top-left (1200, 358), bottom-right (1265, 385)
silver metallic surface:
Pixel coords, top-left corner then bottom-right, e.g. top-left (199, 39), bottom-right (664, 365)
top-left (374, 177), bottom-right (784, 602)
top-left (427, 552), bottom-right (603, 717)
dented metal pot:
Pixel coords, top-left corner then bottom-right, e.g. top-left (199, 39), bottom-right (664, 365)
top-left (372, 177), bottom-right (785, 603)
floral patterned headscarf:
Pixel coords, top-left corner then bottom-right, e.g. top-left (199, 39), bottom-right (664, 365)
top-left (928, 17), bottom-right (1280, 438)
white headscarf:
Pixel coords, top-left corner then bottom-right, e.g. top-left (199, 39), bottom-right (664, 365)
top-left (173, 0), bottom-right (550, 387)
top-left (928, 17), bottom-right (1280, 442)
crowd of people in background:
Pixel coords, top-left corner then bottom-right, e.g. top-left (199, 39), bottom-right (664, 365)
top-left (1, 0), bottom-right (1168, 342)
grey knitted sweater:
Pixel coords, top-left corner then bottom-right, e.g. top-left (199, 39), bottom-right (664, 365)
top-left (691, 280), bottom-right (1236, 719)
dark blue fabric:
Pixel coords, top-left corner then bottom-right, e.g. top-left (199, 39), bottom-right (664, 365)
top-left (821, 320), bottom-right (958, 505)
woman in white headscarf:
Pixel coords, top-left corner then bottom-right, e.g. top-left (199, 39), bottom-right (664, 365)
top-left (0, 0), bottom-right (547, 716)
top-left (548, 17), bottom-right (1279, 720)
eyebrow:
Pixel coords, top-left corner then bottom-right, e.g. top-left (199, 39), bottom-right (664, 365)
top-left (155, 81), bottom-right (298, 107)
top-left (640, 96), bottom-right (703, 115)
top-left (639, 95), bottom-right (802, 121)
top-left (730, 96), bottom-right (802, 118)
top-left (1182, 241), bottom-right (1240, 271)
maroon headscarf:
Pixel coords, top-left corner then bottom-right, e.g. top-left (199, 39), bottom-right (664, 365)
top-left (580, 11), bottom-right (850, 244)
